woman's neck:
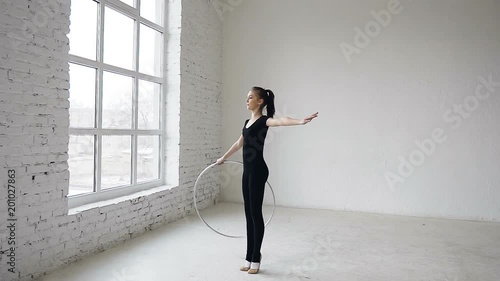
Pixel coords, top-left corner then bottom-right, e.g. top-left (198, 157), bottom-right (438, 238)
top-left (251, 111), bottom-right (263, 119)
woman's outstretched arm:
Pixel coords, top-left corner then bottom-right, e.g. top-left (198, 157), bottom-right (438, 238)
top-left (266, 112), bottom-right (319, 127)
top-left (216, 134), bottom-right (244, 165)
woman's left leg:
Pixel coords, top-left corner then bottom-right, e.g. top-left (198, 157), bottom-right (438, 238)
top-left (242, 170), bottom-right (254, 262)
top-left (248, 167), bottom-right (269, 262)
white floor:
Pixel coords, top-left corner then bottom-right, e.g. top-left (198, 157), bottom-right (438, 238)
top-left (39, 202), bottom-right (500, 281)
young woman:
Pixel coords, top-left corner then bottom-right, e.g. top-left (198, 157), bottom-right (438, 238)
top-left (216, 86), bottom-right (318, 274)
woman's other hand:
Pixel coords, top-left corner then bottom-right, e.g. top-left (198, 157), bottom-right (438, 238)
top-left (302, 112), bottom-right (319, 125)
top-left (216, 157), bottom-right (226, 165)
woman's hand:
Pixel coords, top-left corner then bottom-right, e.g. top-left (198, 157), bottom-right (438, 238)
top-left (215, 157), bottom-right (226, 165)
top-left (302, 112), bottom-right (319, 125)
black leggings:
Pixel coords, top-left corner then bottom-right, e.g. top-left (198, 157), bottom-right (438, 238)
top-left (242, 164), bottom-right (269, 262)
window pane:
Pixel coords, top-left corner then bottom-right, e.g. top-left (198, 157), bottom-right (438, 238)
top-left (104, 7), bottom-right (135, 70)
top-left (102, 72), bottom-right (133, 129)
top-left (68, 135), bottom-right (95, 196)
top-left (140, 0), bottom-right (164, 26)
top-left (101, 135), bottom-right (131, 189)
top-left (69, 63), bottom-right (96, 128)
top-left (139, 24), bottom-right (162, 77)
top-left (138, 80), bottom-right (160, 130)
top-left (69, 0), bottom-right (98, 60)
top-left (137, 136), bottom-right (160, 183)
top-left (119, 0), bottom-right (134, 7)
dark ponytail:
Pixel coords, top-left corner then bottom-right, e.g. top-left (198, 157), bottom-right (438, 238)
top-left (251, 86), bottom-right (276, 118)
top-left (265, 89), bottom-right (275, 118)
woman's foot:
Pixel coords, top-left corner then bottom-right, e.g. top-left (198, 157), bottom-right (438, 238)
top-left (247, 263), bottom-right (260, 274)
top-left (239, 260), bottom-right (251, 271)
top-left (247, 255), bottom-right (262, 274)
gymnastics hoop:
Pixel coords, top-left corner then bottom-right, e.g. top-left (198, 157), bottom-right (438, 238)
top-left (193, 160), bottom-right (276, 239)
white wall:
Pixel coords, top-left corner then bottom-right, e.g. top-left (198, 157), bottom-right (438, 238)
top-left (0, 0), bottom-right (223, 280)
top-left (221, 0), bottom-right (500, 222)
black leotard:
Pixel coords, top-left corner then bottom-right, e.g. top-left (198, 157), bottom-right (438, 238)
top-left (241, 115), bottom-right (270, 263)
top-left (242, 115), bottom-right (270, 168)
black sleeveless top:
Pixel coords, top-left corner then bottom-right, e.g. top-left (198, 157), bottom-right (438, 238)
top-left (242, 115), bottom-right (270, 165)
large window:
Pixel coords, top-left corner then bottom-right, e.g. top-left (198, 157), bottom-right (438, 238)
top-left (67, 0), bottom-right (165, 206)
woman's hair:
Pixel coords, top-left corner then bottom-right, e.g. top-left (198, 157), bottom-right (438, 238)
top-left (251, 86), bottom-right (275, 118)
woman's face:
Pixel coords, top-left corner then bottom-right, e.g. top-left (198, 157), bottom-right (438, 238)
top-left (246, 91), bottom-right (262, 111)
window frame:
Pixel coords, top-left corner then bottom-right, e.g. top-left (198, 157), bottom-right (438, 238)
top-left (67, 0), bottom-right (168, 208)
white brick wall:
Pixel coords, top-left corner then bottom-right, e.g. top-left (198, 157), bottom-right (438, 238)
top-left (179, 0), bottom-right (223, 210)
top-left (0, 0), bottom-right (223, 280)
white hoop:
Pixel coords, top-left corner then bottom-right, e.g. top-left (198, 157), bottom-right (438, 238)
top-left (193, 160), bottom-right (276, 239)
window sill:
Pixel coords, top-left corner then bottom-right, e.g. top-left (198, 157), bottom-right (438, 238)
top-left (68, 184), bottom-right (177, 215)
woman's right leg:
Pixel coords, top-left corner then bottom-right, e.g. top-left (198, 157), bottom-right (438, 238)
top-left (242, 170), bottom-right (254, 262)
